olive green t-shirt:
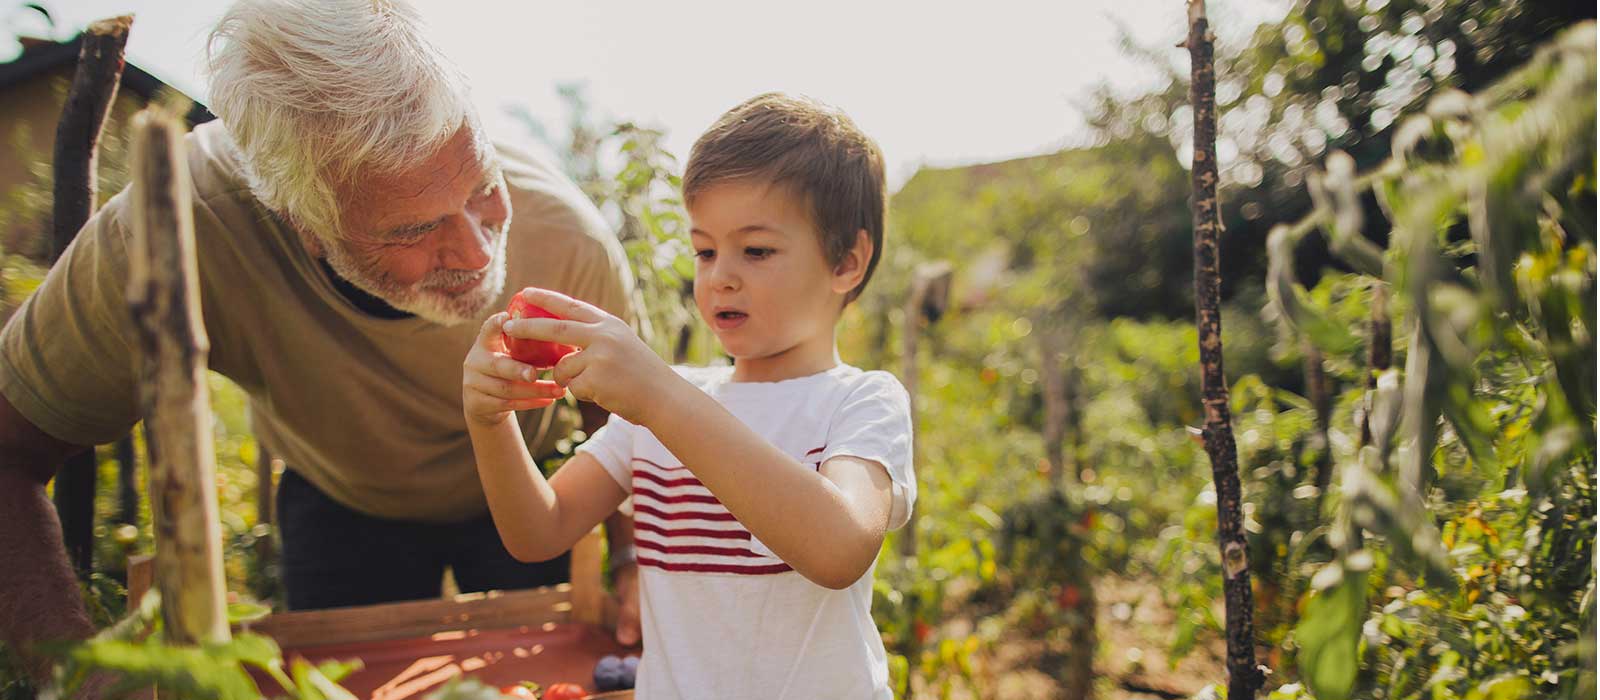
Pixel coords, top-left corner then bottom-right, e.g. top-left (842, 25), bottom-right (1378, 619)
top-left (0, 120), bottom-right (636, 522)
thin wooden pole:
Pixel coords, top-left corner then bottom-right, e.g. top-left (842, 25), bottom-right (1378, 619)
top-left (898, 284), bottom-right (924, 559)
top-left (127, 108), bottom-right (229, 645)
top-left (1305, 342), bottom-right (1334, 513)
top-left (49, 15), bottom-right (134, 576)
top-left (1039, 321), bottom-right (1072, 487)
top-left (897, 262), bottom-right (952, 559)
top-left (1358, 285), bottom-right (1392, 448)
top-left (1185, 1), bottom-right (1264, 696)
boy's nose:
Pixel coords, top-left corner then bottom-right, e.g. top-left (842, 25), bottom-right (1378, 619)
top-left (711, 259), bottom-right (741, 291)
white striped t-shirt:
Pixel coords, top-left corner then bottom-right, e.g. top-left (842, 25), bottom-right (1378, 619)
top-left (575, 363), bottom-right (915, 699)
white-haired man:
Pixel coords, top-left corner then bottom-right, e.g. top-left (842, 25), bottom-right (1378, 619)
top-left (0, 0), bottom-right (642, 686)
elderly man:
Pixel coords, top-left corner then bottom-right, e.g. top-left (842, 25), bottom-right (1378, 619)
top-left (0, 0), bottom-right (641, 686)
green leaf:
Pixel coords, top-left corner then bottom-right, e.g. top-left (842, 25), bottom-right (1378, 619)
top-left (1296, 564), bottom-right (1367, 700)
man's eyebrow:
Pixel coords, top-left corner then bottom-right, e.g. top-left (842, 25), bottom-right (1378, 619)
top-left (382, 217), bottom-right (444, 239)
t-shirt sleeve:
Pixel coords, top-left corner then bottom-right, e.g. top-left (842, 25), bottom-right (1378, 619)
top-left (821, 371), bottom-right (917, 530)
top-left (574, 414), bottom-right (635, 493)
top-left (0, 197), bottom-right (141, 445)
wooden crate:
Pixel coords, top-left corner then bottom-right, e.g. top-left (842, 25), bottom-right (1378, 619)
top-left (129, 528), bottom-right (638, 699)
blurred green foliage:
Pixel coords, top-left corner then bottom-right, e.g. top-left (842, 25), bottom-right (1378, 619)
top-left (1, 2), bottom-right (1594, 698)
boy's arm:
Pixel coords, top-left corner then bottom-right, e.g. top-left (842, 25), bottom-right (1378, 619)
top-left (469, 417), bottom-right (628, 563)
top-left (643, 378), bottom-right (894, 590)
top-left (499, 288), bottom-right (895, 589)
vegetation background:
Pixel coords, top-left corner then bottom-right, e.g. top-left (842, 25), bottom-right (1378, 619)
top-left (0, 1), bottom-right (1593, 698)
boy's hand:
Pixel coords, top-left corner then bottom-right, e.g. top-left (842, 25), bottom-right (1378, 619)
top-left (463, 311), bottom-right (568, 428)
top-left (500, 288), bottom-right (673, 426)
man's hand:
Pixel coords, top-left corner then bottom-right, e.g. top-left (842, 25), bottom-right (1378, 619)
top-left (500, 288), bottom-right (676, 426)
top-left (463, 311), bottom-right (568, 428)
top-left (611, 562), bottom-right (641, 647)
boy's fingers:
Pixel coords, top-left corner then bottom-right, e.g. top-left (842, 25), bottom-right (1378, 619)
top-left (503, 317), bottom-right (593, 348)
top-left (519, 287), bottom-right (608, 324)
top-left (480, 355), bottom-right (537, 382)
top-left (550, 348), bottom-right (589, 388)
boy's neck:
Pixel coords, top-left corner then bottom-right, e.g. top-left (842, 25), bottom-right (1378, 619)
top-left (729, 337), bottom-right (842, 384)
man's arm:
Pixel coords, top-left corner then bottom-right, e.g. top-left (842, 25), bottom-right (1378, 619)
top-left (0, 392), bottom-right (96, 683)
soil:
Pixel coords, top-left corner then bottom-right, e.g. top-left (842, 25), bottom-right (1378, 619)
top-left (914, 573), bottom-right (1231, 700)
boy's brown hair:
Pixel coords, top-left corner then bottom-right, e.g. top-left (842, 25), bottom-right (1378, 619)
top-left (683, 92), bottom-right (886, 304)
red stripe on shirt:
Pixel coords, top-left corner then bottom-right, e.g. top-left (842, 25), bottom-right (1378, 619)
top-left (634, 484), bottom-right (722, 506)
top-left (636, 540), bottom-right (764, 558)
top-left (633, 503), bottom-right (737, 522)
top-left (633, 457), bottom-right (687, 473)
top-left (634, 520), bottom-right (752, 541)
top-left (633, 470), bottom-right (706, 490)
top-left (637, 556), bottom-right (793, 576)
top-left (804, 445), bottom-right (827, 456)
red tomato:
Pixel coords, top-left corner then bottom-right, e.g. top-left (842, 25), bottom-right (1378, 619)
top-left (503, 295), bottom-right (579, 368)
top-left (500, 686), bottom-right (537, 699)
top-left (542, 682), bottom-right (588, 700)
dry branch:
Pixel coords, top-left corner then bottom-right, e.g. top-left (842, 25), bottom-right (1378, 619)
top-left (1185, 1), bottom-right (1264, 696)
top-left (49, 14), bottom-right (134, 575)
top-left (127, 108), bottom-right (229, 645)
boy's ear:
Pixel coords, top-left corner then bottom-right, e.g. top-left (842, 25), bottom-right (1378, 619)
top-left (830, 229), bottom-right (873, 296)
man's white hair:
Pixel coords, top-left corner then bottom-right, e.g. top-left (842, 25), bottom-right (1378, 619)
top-left (206, 0), bottom-right (475, 241)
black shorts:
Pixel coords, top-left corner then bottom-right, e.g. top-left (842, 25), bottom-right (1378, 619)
top-left (276, 469), bottom-right (570, 611)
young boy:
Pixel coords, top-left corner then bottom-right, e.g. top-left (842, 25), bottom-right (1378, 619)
top-left (462, 92), bottom-right (913, 699)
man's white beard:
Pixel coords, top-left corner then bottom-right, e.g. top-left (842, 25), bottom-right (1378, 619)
top-left (322, 225), bottom-right (509, 326)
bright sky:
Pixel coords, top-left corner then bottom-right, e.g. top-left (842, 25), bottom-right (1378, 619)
top-left (10, 0), bottom-right (1289, 187)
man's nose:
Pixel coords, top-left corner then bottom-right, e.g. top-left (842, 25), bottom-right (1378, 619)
top-left (436, 215), bottom-right (495, 271)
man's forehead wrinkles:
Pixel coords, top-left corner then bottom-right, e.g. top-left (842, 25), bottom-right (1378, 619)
top-left (399, 152), bottom-right (477, 200)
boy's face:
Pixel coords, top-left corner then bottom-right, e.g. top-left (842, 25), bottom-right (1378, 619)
top-left (688, 180), bottom-right (859, 374)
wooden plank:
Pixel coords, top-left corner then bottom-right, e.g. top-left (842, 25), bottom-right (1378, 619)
top-left (50, 15), bottom-right (135, 577)
top-left (126, 553), bottom-right (154, 610)
top-left (241, 585), bottom-right (577, 649)
top-left (569, 526), bottom-right (604, 625)
top-left (127, 108), bottom-right (229, 645)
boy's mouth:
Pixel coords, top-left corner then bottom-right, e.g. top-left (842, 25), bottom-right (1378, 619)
top-left (713, 310), bottom-right (748, 330)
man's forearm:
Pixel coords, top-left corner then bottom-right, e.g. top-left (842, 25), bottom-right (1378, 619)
top-left (0, 468), bottom-right (96, 683)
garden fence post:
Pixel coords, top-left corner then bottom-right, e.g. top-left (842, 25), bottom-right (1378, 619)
top-left (1185, 1), bottom-right (1264, 695)
top-left (49, 14), bottom-right (133, 577)
top-left (126, 108), bottom-right (230, 645)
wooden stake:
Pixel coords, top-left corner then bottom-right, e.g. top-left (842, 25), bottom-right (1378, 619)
top-left (897, 262), bottom-right (952, 558)
top-left (1185, 1), bottom-right (1264, 696)
top-left (1358, 285), bottom-right (1392, 448)
top-left (1039, 321), bottom-right (1073, 487)
top-left (1305, 342), bottom-right (1333, 511)
top-left (49, 14), bottom-right (134, 576)
top-left (570, 527), bottom-right (605, 626)
top-left (126, 108), bottom-right (229, 645)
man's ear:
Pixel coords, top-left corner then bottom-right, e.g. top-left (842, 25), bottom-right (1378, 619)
top-left (296, 226), bottom-right (326, 258)
top-left (831, 229), bottom-right (873, 296)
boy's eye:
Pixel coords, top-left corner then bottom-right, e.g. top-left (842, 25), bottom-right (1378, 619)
top-left (694, 249), bottom-right (715, 260)
top-left (745, 247), bottom-right (774, 259)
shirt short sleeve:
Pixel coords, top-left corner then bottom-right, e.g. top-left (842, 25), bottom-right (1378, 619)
top-left (0, 198), bottom-right (141, 445)
top-left (821, 371), bottom-right (916, 530)
top-left (574, 414), bottom-right (637, 493)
